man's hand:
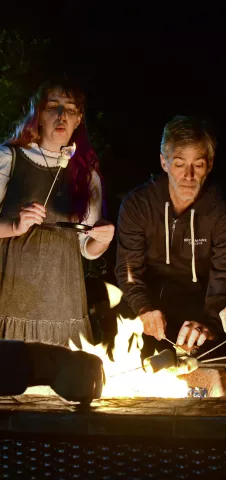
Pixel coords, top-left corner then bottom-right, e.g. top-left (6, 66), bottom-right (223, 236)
top-left (139, 310), bottom-right (167, 341)
top-left (13, 202), bottom-right (46, 236)
top-left (176, 321), bottom-right (215, 349)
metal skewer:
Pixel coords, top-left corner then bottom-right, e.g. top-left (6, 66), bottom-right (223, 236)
top-left (164, 337), bottom-right (188, 355)
top-left (200, 355), bottom-right (226, 364)
top-left (196, 339), bottom-right (226, 360)
top-left (107, 363), bottom-right (147, 378)
top-left (107, 349), bottom-right (177, 378)
top-left (198, 362), bottom-right (226, 369)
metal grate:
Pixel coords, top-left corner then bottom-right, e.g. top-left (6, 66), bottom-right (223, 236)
top-left (1, 436), bottom-right (226, 479)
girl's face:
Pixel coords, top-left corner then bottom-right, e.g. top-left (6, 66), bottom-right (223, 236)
top-left (39, 91), bottom-right (82, 151)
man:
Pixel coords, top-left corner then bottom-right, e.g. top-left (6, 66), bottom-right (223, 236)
top-left (115, 115), bottom-right (226, 354)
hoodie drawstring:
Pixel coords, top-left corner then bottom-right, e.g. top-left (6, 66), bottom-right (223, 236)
top-left (165, 202), bottom-right (170, 264)
top-left (190, 208), bottom-right (197, 283)
top-left (164, 202), bottom-right (197, 283)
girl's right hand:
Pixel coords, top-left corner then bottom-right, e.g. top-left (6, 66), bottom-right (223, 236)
top-left (13, 202), bottom-right (46, 235)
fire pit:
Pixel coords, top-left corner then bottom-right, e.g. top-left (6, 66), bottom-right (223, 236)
top-left (1, 283), bottom-right (226, 478)
top-left (1, 337), bottom-right (226, 479)
top-left (1, 389), bottom-right (226, 479)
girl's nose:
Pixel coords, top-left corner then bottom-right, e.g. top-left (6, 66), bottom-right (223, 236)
top-left (57, 106), bottom-right (66, 119)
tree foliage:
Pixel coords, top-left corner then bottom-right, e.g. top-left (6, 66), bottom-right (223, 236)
top-left (0, 30), bottom-right (51, 142)
top-left (0, 29), bottom-right (111, 166)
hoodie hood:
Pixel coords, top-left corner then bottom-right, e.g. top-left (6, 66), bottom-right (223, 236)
top-left (151, 172), bottom-right (224, 217)
top-left (149, 173), bottom-right (225, 284)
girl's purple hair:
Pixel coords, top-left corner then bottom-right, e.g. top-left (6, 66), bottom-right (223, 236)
top-left (7, 79), bottom-right (106, 222)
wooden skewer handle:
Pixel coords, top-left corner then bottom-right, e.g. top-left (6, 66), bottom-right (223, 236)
top-left (44, 167), bottom-right (61, 207)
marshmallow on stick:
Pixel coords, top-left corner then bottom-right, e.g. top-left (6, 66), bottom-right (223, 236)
top-left (219, 308), bottom-right (226, 333)
top-left (44, 142), bottom-right (76, 207)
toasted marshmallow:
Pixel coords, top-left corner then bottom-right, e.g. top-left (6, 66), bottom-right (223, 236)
top-left (219, 308), bottom-right (226, 333)
top-left (57, 142), bottom-right (76, 168)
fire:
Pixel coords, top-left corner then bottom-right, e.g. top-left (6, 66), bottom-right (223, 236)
top-left (69, 283), bottom-right (189, 398)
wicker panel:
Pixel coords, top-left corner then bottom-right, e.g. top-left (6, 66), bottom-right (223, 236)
top-left (1, 437), bottom-right (226, 479)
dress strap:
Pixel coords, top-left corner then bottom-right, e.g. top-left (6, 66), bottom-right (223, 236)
top-left (9, 146), bottom-right (16, 178)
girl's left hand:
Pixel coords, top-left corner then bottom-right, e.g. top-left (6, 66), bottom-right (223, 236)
top-left (87, 220), bottom-right (115, 245)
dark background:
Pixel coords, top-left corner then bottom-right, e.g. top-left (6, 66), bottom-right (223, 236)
top-left (0, 2), bottom-right (225, 339)
top-left (0, 4), bottom-right (226, 226)
top-left (1, 2), bottom-right (225, 196)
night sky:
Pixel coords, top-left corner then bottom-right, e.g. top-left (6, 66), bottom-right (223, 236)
top-left (1, 3), bottom-right (226, 210)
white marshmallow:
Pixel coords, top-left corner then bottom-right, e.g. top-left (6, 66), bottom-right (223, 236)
top-left (219, 308), bottom-right (226, 333)
top-left (57, 142), bottom-right (76, 168)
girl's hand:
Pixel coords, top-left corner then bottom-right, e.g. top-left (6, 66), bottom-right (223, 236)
top-left (87, 220), bottom-right (115, 245)
top-left (13, 202), bottom-right (46, 236)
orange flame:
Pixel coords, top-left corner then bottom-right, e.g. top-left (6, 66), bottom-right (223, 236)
top-left (69, 283), bottom-right (189, 398)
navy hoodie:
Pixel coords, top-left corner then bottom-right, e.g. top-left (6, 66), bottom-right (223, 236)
top-left (115, 174), bottom-right (226, 334)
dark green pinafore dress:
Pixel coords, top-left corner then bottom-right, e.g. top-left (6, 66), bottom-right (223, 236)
top-left (0, 148), bottom-right (93, 347)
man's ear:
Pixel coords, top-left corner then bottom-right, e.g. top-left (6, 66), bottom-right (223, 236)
top-left (160, 154), bottom-right (168, 173)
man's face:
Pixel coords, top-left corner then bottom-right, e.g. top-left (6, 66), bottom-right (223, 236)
top-left (160, 144), bottom-right (212, 203)
top-left (39, 91), bottom-right (82, 149)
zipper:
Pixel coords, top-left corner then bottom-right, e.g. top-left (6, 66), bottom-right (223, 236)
top-left (171, 218), bottom-right (178, 246)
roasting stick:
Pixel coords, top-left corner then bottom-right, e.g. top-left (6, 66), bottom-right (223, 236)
top-left (44, 169), bottom-right (62, 207)
top-left (197, 307), bottom-right (226, 361)
top-left (164, 337), bottom-right (188, 355)
top-left (196, 339), bottom-right (226, 360)
top-left (44, 143), bottom-right (76, 208)
top-left (107, 364), bottom-right (148, 378)
top-left (198, 363), bottom-right (226, 369)
top-left (200, 355), bottom-right (226, 364)
top-left (107, 351), bottom-right (175, 378)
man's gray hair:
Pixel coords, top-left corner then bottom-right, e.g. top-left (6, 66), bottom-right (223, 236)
top-left (160, 115), bottom-right (216, 164)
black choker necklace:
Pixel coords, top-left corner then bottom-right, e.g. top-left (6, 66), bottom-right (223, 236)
top-left (38, 145), bottom-right (57, 180)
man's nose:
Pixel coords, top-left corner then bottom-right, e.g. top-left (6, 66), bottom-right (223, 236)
top-left (184, 164), bottom-right (194, 179)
